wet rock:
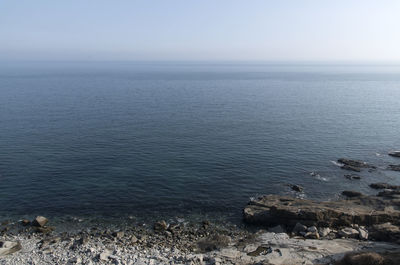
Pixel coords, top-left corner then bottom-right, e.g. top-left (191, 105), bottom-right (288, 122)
top-left (345, 174), bottom-right (362, 180)
top-left (342, 191), bottom-right (363, 198)
top-left (20, 219), bottom-right (31, 226)
top-left (338, 228), bottom-right (359, 238)
top-left (154, 221), bottom-right (168, 231)
top-left (0, 241), bottom-right (22, 256)
top-left (389, 151), bottom-right (400, 158)
top-left (338, 158), bottom-right (374, 168)
top-left (268, 225), bottom-right (285, 233)
top-left (370, 183), bottom-right (400, 190)
top-left (388, 164), bottom-right (400, 171)
top-left (244, 194), bottom-right (400, 228)
top-left (289, 184), bottom-right (303, 192)
top-left (32, 216), bottom-right (48, 227)
top-left (341, 165), bottom-right (361, 172)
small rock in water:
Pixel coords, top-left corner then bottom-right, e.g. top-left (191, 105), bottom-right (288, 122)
top-left (341, 165), bottom-right (361, 172)
top-left (32, 216), bottom-right (48, 227)
top-left (0, 241), bottom-right (22, 256)
top-left (388, 164), bottom-right (400, 171)
top-left (344, 174), bottom-right (361, 180)
top-left (342, 191), bottom-right (363, 198)
top-left (289, 184), bottom-right (303, 192)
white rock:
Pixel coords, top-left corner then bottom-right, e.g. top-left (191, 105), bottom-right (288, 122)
top-left (339, 228), bottom-right (359, 238)
top-left (358, 227), bottom-right (368, 240)
top-left (318, 227), bottom-right (331, 237)
top-left (307, 226), bottom-right (318, 233)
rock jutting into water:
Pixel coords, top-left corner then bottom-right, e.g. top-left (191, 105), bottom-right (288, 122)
top-left (243, 193), bottom-right (400, 231)
top-left (388, 164), bottom-right (400, 171)
top-left (389, 151), bottom-right (400, 158)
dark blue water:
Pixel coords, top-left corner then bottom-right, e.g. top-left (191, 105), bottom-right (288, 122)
top-left (1, 62), bottom-right (400, 222)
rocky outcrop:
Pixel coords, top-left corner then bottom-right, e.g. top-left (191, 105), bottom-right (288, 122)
top-left (370, 183), bottom-right (400, 190)
top-left (388, 164), bottom-right (400, 171)
top-left (243, 194), bottom-right (400, 229)
top-left (389, 151), bottom-right (400, 158)
top-left (338, 158), bottom-right (376, 172)
top-left (345, 174), bottom-right (362, 180)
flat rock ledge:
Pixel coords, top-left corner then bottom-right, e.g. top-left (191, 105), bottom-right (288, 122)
top-left (244, 194), bottom-right (400, 230)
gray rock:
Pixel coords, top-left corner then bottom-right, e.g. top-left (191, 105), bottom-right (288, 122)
top-left (369, 183), bottom-right (400, 190)
top-left (342, 191), bottom-right (363, 198)
top-left (307, 226), bottom-right (318, 233)
top-left (341, 165), bottom-right (361, 172)
top-left (339, 227), bottom-right (359, 238)
top-left (388, 164), bottom-right (400, 171)
top-left (338, 158), bottom-right (374, 168)
top-left (305, 231), bottom-right (319, 239)
top-left (358, 227), bottom-right (368, 240)
top-left (318, 227), bottom-right (331, 237)
top-left (112, 231), bottom-right (124, 238)
top-left (345, 174), bottom-right (361, 180)
top-left (99, 249), bottom-right (113, 261)
top-left (32, 216), bottom-right (48, 227)
top-left (292, 223), bottom-right (307, 234)
top-left (0, 241), bottom-right (22, 256)
top-left (289, 184), bottom-right (303, 192)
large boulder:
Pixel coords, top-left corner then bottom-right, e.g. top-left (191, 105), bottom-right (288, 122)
top-left (370, 183), bottom-right (400, 190)
top-left (243, 194), bottom-right (400, 228)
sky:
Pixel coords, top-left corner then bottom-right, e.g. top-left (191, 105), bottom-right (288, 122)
top-left (1, 0), bottom-right (400, 62)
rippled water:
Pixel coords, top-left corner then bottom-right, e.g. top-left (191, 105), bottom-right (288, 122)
top-left (1, 62), bottom-right (400, 222)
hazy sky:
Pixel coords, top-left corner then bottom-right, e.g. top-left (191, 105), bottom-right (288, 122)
top-left (1, 0), bottom-right (399, 61)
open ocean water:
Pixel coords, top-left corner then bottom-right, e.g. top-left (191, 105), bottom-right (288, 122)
top-left (1, 62), bottom-right (400, 224)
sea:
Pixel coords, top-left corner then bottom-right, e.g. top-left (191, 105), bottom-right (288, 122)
top-left (1, 61), bottom-right (400, 225)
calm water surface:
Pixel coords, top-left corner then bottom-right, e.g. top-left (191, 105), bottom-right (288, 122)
top-left (1, 62), bottom-right (400, 222)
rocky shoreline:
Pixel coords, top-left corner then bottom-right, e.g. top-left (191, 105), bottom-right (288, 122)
top-left (1, 155), bottom-right (400, 264)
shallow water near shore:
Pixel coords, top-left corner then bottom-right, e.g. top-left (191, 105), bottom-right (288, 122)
top-left (1, 62), bottom-right (400, 224)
